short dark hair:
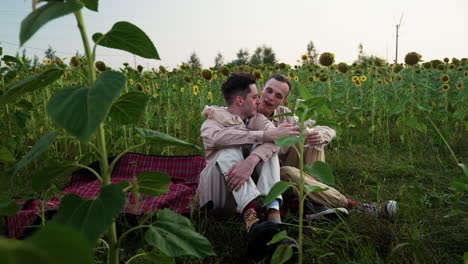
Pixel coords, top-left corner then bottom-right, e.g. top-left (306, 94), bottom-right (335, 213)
top-left (266, 74), bottom-right (291, 94)
top-left (221, 72), bottom-right (256, 105)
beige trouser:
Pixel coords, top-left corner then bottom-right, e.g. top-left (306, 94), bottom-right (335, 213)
top-left (279, 143), bottom-right (348, 208)
top-left (198, 148), bottom-right (282, 214)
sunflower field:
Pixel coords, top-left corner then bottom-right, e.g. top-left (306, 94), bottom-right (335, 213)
top-left (0, 1), bottom-right (467, 263)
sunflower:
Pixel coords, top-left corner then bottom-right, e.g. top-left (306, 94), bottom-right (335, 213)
top-left (136, 83), bottom-right (143, 91)
top-left (42, 58), bottom-right (51, 65)
top-left (354, 79), bottom-right (362, 87)
top-left (360, 75), bottom-right (367, 82)
top-left (440, 75), bottom-right (450, 83)
top-left (293, 76), bottom-right (299, 82)
top-left (201, 69), bottom-right (213, 81)
top-left (193, 85), bottom-right (199, 95)
top-left (456, 82), bottom-right (462, 90)
top-left (128, 79), bottom-right (134, 85)
top-left (308, 76), bottom-right (314, 82)
top-left (301, 54), bottom-right (309, 62)
top-left (152, 93), bottom-right (158, 98)
top-left (352, 76), bottom-right (359, 82)
top-left (377, 79), bottom-right (382, 84)
top-left (207, 91), bottom-right (213, 102)
top-left (145, 85), bottom-right (151, 92)
top-left (197, 79), bottom-right (201, 85)
top-left (183, 75), bottom-right (192, 83)
top-left (213, 73), bottom-right (218, 80)
top-left (180, 87), bottom-right (185, 93)
top-left (442, 84), bottom-right (450, 92)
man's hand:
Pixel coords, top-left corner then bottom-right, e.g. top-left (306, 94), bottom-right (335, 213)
top-left (264, 123), bottom-right (300, 142)
top-left (226, 155), bottom-right (260, 192)
top-left (306, 130), bottom-right (323, 146)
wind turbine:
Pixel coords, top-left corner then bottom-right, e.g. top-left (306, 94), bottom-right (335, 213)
top-left (394, 13), bottom-right (404, 64)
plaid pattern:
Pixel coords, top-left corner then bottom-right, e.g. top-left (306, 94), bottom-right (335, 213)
top-left (6, 153), bottom-right (206, 239)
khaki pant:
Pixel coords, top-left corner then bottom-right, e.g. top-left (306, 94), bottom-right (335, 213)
top-left (279, 143), bottom-right (348, 208)
top-left (197, 148), bottom-right (282, 214)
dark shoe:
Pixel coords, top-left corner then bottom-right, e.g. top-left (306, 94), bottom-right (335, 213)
top-left (246, 221), bottom-right (282, 261)
top-left (304, 202), bottom-right (349, 220)
top-left (358, 200), bottom-right (398, 218)
top-left (266, 236), bottom-right (298, 263)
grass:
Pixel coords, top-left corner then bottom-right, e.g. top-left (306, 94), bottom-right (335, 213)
top-left (1, 130), bottom-right (466, 263)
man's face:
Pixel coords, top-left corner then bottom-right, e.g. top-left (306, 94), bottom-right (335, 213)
top-left (259, 78), bottom-right (289, 115)
top-left (240, 84), bottom-right (260, 118)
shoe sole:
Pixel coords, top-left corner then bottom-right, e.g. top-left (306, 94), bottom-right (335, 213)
top-left (305, 208), bottom-right (349, 220)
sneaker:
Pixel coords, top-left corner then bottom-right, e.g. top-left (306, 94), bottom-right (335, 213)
top-left (304, 203), bottom-right (349, 220)
top-left (359, 200), bottom-right (398, 218)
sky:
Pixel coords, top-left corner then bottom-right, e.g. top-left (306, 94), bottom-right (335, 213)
top-left (1, 0), bottom-right (467, 70)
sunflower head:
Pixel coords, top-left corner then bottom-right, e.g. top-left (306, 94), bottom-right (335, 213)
top-left (319, 74), bottom-right (328, 82)
top-left (54, 57), bottom-right (63, 65)
top-left (377, 79), bottom-right (382, 84)
top-left (393, 64), bottom-right (403, 73)
top-left (308, 76), bottom-right (314, 82)
top-left (442, 83), bottom-right (450, 92)
top-left (451, 58), bottom-right (460, 65)
top-left (34, 67), bottom-right (41, 73)
top-left (145, 85), bottom-right (151, 92)
top-left (422, 62), bottom-right (432, 69)
top-left (137, 65), bottom-right (144, 73)
top-left (354, 79), bottom-right (362, 87)
top-left (318, 52), bottom-right (335, 67)
top-left (437, 64), bottom-right (446, 71)
top-left (253, 71), bottom-right (263, 80)
top-left (352, 76), bottom-right (359, 82)
top-left (95, 61), bottom-right (106, 72)
top-left (183, 75), bottom-right (192, 83)
top-left (404, 52), bottom-right (422, 66)
top-left (128, 79), bottom-right (134, 85)
top-left (180, 87), bottom-right (185, 93)
top-left (360, 75), bottom-right (367, 82)
top-left (337, 62), bottom-right (349, 73)
top-left (440, 75), bottom-right (450, 83)
top-left (395, 74), bottom-right (402, 82)
top-left (193, 85), bottom-right (199, 95)
top-left (207, 91), bottom-right (213, 102)
top-left (201, 69), bottom-right (213, 81)
top-left (443, 57), bottom-right (450, 63)
top-left (70, 56), bottom-right (80, 67)
top-left (159, 65), bottom-right (167, 74)
top-left (293, 75), bottom-right (299, 82)
top-left (279, 63), bottom-right (287, 69)
top-left (136, 82), bottom-right (143, 91)
top-left (301, 54), bottom-right (309, 62)
top-left (456, 82), bottom-right (463, 90)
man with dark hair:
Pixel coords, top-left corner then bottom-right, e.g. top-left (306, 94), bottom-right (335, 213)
top-left (204, 73), bottom-right (398, 219)
top-left (198, 72), bottom-right (300, 260)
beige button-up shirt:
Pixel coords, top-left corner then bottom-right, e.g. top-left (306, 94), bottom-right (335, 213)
top-left (201, 108), bottom-right (279, 163)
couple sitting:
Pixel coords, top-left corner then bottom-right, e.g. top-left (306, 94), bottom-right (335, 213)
top-left (197, 72), bottom-right (397, 260)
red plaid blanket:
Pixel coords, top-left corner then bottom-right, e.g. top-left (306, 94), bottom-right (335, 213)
top-left (6, 153), bottom-right (206, 239)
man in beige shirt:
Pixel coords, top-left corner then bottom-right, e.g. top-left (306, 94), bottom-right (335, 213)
top-left (204, 74), bottom-right (398, 219)
top-left (198, 72), bottom-right (299, 260)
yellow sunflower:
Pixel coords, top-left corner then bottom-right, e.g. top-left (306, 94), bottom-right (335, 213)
top-left (456, 82), bottom-right (462, 90)
top-left (145, 85), bottom-right (151, 92)
top-left (354, 79), bottom-right (362, 87)
top-left (152, 93), bottom-right (158, 98)
top-left (180, 87), bottom-right (185, 93)
top-left (193, 85), bottom-right (199, 95)
top-left (440, 75), bottom-right (450, 83)
top-left (442, 83), bottom-right (450, 92)
top-left (293, 76), bottom-right (299, 82)
top-left (301, 54), bottom-right (309, 62)
top-left (128, 79), bottom-right (134, 85)
top-left (42, 58), bottom-right (51, 65)
top-left (352, 76), bottom-right (359, 82)
top-left (360, 75), bottom-right (367, 82)
top-left (207, 91), bottom-right (213, 102)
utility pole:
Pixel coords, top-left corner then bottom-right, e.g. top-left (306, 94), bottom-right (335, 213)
top-left (394, 13), bottom-right (404, 64)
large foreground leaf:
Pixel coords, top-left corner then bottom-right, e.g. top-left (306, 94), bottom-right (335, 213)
top-left (93, 21), bottom-right (160, 59)
top-left (0, 68), bottom-right (64, 105)
top-left (82, 0), bottom-right (98, 12)
top-left (109, 92), bottom-right (150, 124)
top-left (51, 184), bottom-right (125, 245)
top-left (137, 128), bottom-right (202, 152)
top-left (32, 162), bottom-right (76, 191)
top-left (0, 225), bottom-right (93, 264)
top-left (12, 131), bottom-right (57, 175)
top-left (264, 181), bottom-right (293, 205)
top-left (46, 71), bottom-right (125, 142)
top-left (137, 172), bottom-right (170, 196)
top-left (305, 161), bottom-right (335, 186)
top-left (275, 135), bottom-right (304, 147)
top-left (0, 196), bottom-right (20, 216)
top-left (20, 0), bottom-right (83, 45)
top-left (145, 209), bottom-right (215, 258)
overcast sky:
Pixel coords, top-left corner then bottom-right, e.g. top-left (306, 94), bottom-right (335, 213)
top-left (1, 0), bottom-right (467, 70)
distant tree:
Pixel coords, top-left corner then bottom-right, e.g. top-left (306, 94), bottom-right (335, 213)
top-left (250, 47), bottom-right (263, 65)
top-left (249, 45), bottom-right (277, 65)
top-left (214, 52), bottom-right (224, 68)
top-left (44, 45), bottom-right (56, 60)
top-left (306, 41), bottom-right (319, 64)
top-left (33, 55), bottom-right (39, 67)
top-left (187, 51), bottom-right (202, 70)
top-left (236, 48), bottom-right (250, 65)
top-left (353, 43), bottom-right (388, 66)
